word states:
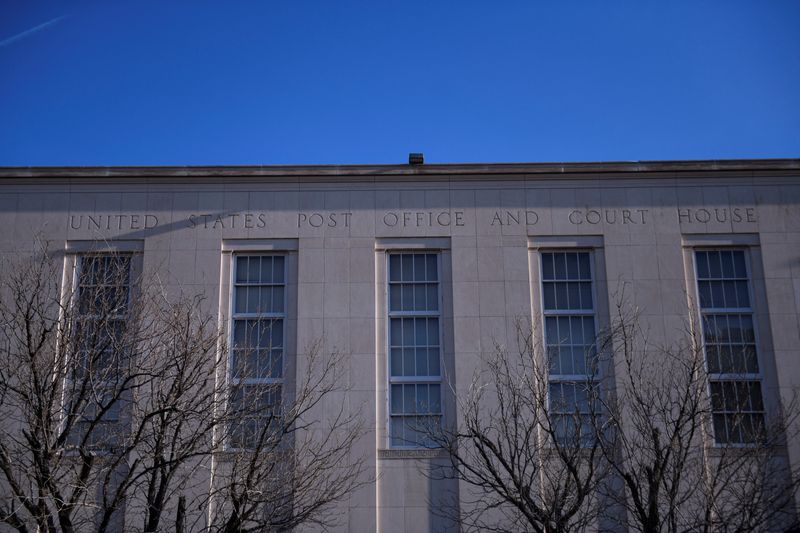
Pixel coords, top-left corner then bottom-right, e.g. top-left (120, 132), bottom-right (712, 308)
top-left (189, 213), bottom-right (267, 229)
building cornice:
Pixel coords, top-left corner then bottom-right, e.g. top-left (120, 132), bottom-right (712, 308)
top-left (0, 159), bottom-right (798, 182)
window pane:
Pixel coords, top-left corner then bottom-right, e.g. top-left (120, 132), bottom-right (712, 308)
top-left (390, 348), bottom-right (402, 376)
top-left (578, 253), bottom-right (591, 280)
top-left (429, 385), bottom-right (441, 413)
top-left (428, 347), bottom-right (441, 376)
top-left (554, 282), bottom-right (568, 310)
top-left (247, 257), bottom-right (260, 283)
top-left (390, 385), bottom-right (403, 414)
top-left (273, 286), bottom-right (284, 313)
top-left (426, 254), bottom-right (438, 281)
top-left (401, 255), bottom-right (414, 282)
top-left (696, 251), bottom-right (709, 279)
top-left (272, 256), bottom-right (285, 283)
top-left (414, 319), bottom-right (427, 346)
top-left (721, 250), bottom-right (735, 278)
top-left (414, 255), bottom-right (426, 281)
top-left (413, 284), bottom-right (425, 311)
top-left (390, 319), bottom-right (402, 347)
top-left (543, 283), bottom-right (556, 310)
top-left (389, 285), bottom-right (401, 310)
top-left (415, 348), bottom-right (428, 377)
top-left (389, 255), bottom-right (401, 281)
top-left (733, 251), bottom-right (747, 278)
top-left (542, 253), bottom-right (554, 280)
top-left (403, 348), bottom-right (415, 377)
top-left (708, 251), bottom-right (722, 278)
top-left (566, 253), bottom-right (579, 279)
top-left (427, 319), bottom-right (439, 346)
top-left (401, 285), bottom-right (413, 311)
top-left (735, 281), bottom-right (750, 308)
top-left (426, 284), bottom-right (439, 311)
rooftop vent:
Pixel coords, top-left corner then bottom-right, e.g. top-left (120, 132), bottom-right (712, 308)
top-left (408, 153), bottom-right (424, 165)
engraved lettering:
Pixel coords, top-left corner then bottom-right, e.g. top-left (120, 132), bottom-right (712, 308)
top-left (585, 210), bottom-right (601, 224)
top-left (384, 212), bottom-right (398, 226)
top-left (622, 210), bottom-right (633, 224)
top-left (309, 214), bottom-right (324, 228)
top-left (695, 209), bottom-right (711, 223)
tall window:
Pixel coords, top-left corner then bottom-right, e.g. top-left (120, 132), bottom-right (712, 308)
top-left (388, 253), bottom-right (442, 447)
top-left (540, 251), bottom-right (597, 446)
top-left (71, 254), bottom-right (132, 449)
top-left (229, 255), bottom-right (285, 450)
top-left (695, 250), bottom-right (765, 444)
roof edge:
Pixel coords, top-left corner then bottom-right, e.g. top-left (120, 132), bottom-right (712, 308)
top-left (0, 158), bottom-right (799, 179)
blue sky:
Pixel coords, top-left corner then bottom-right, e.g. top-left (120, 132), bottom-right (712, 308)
top-left (1, 1), bottom-right (798, 166)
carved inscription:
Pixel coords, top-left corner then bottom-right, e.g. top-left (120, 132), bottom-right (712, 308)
top-left (66, 205), bottom-right (760, 234)
top-left (297, 212), bottom-right (352, 228)
top-left (490, 210), bottom-right (540, 226)
top-left (569, 209), bottom-right (649, 225)
top-left (381, 211), bottom-right (465, 227)
top-left (70, 214), bottom-right (159, 230)
top-left (677, 207), bottom-right (756, 224)
top-left (188, 213), bottom-right (266, 229)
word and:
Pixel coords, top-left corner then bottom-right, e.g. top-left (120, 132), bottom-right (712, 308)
top-left (490, 211), bottom-right (540, 226)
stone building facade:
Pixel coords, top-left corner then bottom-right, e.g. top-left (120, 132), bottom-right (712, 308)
top-left (0, 159), bottom-right (799, 531)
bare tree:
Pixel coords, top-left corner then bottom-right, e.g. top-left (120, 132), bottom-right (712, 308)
top-left (207, 340), bottom-right (370, 532)
top-left (430, 290), bottom-right (800, 533)
top-left (0, 244), bottom-right (372, 533)
top-left (428, 323), bottom-right (609, 533)
top-left (93, 290), bottom-right (224, 533)
top-left (0, 246), bottom-right (154, 532)
top-left (0, 245), bottom-right (225, 533)
top-left (597, 298), bottom-right (800, 533)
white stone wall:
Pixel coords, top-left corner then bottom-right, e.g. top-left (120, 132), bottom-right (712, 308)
top-left (0, 169), bottom-right (799, 532)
